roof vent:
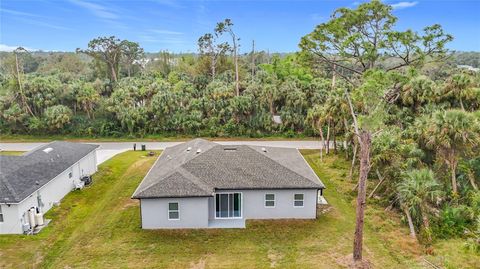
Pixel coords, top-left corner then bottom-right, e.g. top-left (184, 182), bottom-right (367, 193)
top-left (43, 147), bottom-right (53, 153)
top-left (196, 149), bottom-right (202, 154)
top-left (186, 147), bottom-right (192, 152)
top-left (35, 181), bottom-right (40, 185)
top-left (224, 147), bottom-right (237, 151)
top-left (262, 147), bottom-right (267, 152)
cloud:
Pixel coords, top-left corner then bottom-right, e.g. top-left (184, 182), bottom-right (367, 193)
top-left (68, 0), bottom-right (118, 19)
top-left (153, 0), bottom-right (183, 8)
top-left (140, 29), bottom-right (186, 45)
top-left (0, 44), bottom-right (38, 52)
top-left (390, 1), bottom-right (418, 9)
top-left (139, 35), bottom-right (185, 45)
top-left (0, 8), bottom-right (45, 18)
top-left (150, 29), bottom-right (183, 35)
top-left (1, 7), bottom-right (70, 30)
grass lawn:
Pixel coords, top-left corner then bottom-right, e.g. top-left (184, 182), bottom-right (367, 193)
top-left (0, 150), bottom-right (477, 268)
top-left (0, 151), bottom-right (24, 156)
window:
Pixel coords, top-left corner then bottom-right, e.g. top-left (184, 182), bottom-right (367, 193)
top-left (294, 194), bottom-right (304, 207)
top-left (0, 205), bottom-right (3, 222)
top-left (215, 193), bottom-right (241, 218)
top-left (168, 202), bottom-right (179, 220)
top-left (265, 194), bottom-right (275, 207)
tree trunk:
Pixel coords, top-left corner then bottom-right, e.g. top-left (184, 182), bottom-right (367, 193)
top-left (333, 128), bottom-right (337, 154)
top-left (343, 117), bottom-right (349, 159)
top-left (353, 131), bottom-right (372, 262)
top-left (269, 99), bottom-right (274, 116)
top-left (403, 205), bottom-right (417, 240)
top-left (211, 56), bottom-right (216, 79)
top-left (460, 98), bottom-right (465, 111)
top-left (326, 120), bottom-right (331, 155)
top-left (233, 37), bottom-right (239, 96)
top-left (110, 64), bottom-right (118, 82)
top-left (450, 157), bottom-right (458, 195)
top-left (468, 170), bottom-right (478, 190)
top-left (331, 63), bottom-right (336, 90)
top-left (15, 53), bottom-right (35, 117)
top-left (421, 206), bottom-right (432, 243)
top-left (349, 143), bottom-right (358, 180)
top-left (319, 125), bottom-right (324, 162)
top-left (368, 169), bottom-right (386, 199)
top-left (251, 40), bottom-right (255, 79)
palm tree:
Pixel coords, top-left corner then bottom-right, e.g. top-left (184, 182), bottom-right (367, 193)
top-left (423, 110), bottom-right (480, 195)
top-left (401, 75), bottom-right (438, 113)
top-left (444, 73), bottom-right (474, 111)
top-left (397, 169), bottom-right (443, 242)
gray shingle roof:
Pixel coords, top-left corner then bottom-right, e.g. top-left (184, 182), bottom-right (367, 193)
top-left (132, 139), bottom-right (324, 199)
top-left (0, 141), bottom-right (98, 203)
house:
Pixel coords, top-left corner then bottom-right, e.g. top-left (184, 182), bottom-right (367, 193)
top-left (132, 139), bottom-right (325, 229)
top-left (0, 141), bottom-right (98, 234)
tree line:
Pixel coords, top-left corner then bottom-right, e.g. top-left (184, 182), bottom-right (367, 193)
top-left (0, 0), bottom-right (479, 264)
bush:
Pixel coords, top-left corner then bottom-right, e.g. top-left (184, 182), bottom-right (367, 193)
top-left (434, 206), bottom-right (470, 238)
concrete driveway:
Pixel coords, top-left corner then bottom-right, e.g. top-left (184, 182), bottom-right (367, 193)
top-left (1, 140), bottom-right (326, 165)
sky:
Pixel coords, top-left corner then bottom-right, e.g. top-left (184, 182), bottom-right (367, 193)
top-left (1, 0), bottom-right (479, 53)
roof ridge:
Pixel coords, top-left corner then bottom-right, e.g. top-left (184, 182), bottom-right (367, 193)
top-left (245, 146), bottom-right (320, 186)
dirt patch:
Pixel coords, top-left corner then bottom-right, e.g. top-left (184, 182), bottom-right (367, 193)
top-left (190, 257), bottom-right (206, 269)
top-left (120, 198), bottom-right (138, 210)
top-left (317, 204), bottom-right (333, 215)
top-left (267, 249), bottom-right (283, 268)
top-left (336, 254), bottom-right (372, 269)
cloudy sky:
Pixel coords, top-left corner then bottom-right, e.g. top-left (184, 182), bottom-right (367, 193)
top-left (1, 0), bottom-right (479, 52)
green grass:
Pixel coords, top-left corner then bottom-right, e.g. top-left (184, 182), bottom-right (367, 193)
top-left (0, 151), bottom-right (24, 156)
top-left (0, 150), bottom-right (476, 268)
top-left (0, 134), bottom-right (317, 142)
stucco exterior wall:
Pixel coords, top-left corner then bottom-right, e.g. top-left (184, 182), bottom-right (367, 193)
top-left (139, 188), bottom-right (318, 230)
top-left (0, 150), bottom-right (97, 234)
top-left (214, 189), bottom-right (318, 220)
top-left (140, 197), bottom-right (210, 229)
top-left (0, 204), bottom-right (19, 234)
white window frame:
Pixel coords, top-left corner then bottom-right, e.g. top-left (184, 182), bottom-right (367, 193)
top-left (214, 192), bottom-right (243, 219)
top-left (0, 205), bottom-right (3, 222)
top-left (293, 193), bottom-right (304, 208)
top-left (264, 193), bottom-right (275, 208)
top-left (168, 202), bottom-right (179, 220)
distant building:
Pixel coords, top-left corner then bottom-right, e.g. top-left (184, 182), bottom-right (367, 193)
top-left (457, 65), bottom-right (479, 72)
top-left (132, 139), bottom-right (325, 229)
top-left (0, 142), bottom-right (98, 234)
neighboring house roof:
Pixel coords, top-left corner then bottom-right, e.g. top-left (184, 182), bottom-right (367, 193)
top-left (132, 139), bottom-right (324, 199)
top-left (0, 141), bottom-right (98, 204)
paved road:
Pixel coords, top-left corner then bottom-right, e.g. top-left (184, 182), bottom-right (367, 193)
top-left (1, 140), bottom-right (327, 165)
top-left (0, 140), bottom-right (324, 151)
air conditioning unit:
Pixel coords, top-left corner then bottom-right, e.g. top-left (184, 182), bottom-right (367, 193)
top-left (81, 175), bottom-right (93, 186)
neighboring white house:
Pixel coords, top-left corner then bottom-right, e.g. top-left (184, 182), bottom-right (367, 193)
top-left (0, 141), bottom-right (98, 234)
top-left (132, 139), bottom-right (325, 229)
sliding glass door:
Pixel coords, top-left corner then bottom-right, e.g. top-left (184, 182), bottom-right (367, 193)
top-left (215, 193), bottom-right (241, 218)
